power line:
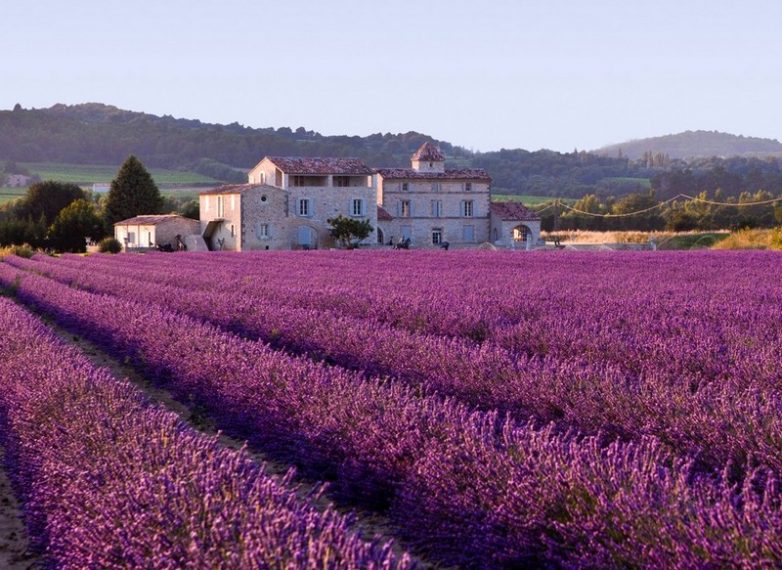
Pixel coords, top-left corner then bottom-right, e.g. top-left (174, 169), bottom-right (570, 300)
top-left (535, 193), bottom-right (782, 218)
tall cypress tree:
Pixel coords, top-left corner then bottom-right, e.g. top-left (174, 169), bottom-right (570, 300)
top-left (104, 155), bottom-right (163, 224)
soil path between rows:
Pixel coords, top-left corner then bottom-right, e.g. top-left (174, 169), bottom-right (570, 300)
top-left (0, 446), bottom-right (39, 569)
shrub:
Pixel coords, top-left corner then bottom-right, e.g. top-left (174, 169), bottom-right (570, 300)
top-left (713, 229), bottom-right (774, 250)
top-left (0, 244), bottom-right (34, 260)
top-left (97, 237), bottom-right (122, 254)
top-left (771, 227), bottom-right (782, 250)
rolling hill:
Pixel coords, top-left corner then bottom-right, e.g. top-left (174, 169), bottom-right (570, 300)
top-left (595, 130), bottom-right (782, 160)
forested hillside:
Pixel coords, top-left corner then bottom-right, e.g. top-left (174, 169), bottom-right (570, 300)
top-left (4, 103), bottom-right (782, 200)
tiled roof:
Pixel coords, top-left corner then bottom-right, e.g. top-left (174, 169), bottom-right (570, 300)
top-left (199, 184), bottom-right (272, 196)
top-left (412, 142), bottom-right (445, 162)
top-left (490, 202), bottom-right (541, 221)
top-left (375, 168), bottom-right (491, 181)
top-left (114, 214), bottom-right (196, 226)
top-left (377, 206), bottom-right (393, 221)
top-left (267, 157), bottom-right (373, 175)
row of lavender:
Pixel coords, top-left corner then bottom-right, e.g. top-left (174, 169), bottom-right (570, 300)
top-left (0, 262), bottom-right (780, 567)
top-left (0, 297), bottom-right (408, 568)
top-left (13, 252), bottom-right (782, 475)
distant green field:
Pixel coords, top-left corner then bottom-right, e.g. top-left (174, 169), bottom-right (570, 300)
top-left (602, 177), bottom-right (652, 189)
top-left (492, 194), bottom-right (569, 206)
top-left (0, 187), bottom-right (25, 205)
top-left (20, 162), bottom-right (221, 185)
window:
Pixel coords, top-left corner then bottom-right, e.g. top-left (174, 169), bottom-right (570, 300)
top-left (230, 195), bottom-right (235, 211)
top-left (217, 196), bottom-right (225, 217)
top-left (432, 182), bottom-right (441, 192)
top-left (293, 176), bottom-right (306, 187)
top-left (462, 225), bottom-right (475, 242)
top-left (465, 182), bottom-right (472, 192)
top-left (431, 200), bottom-right (443, 217)
top-left (275, 168), bottom-right (283, 187)
top-left (401, 182), bottom-right (409, 192)
top-left (127, 231), bottom-right (136, 244)
top-left (230, 224), bottom-right (235, 237)
top-left (432, 228), bottom-right (443, 245)
top-left (334, 176), bottom-right (350, 187)
top-left (298, 198), bottom-right (312, 217)
top-left (351, 198), bottom-right (365, 217)
top-left (401, 200), bottom-right (411, 217)
top-left (257, 223), bottom-right (269, 239)
top-left (462, 200), bottom-right (474, 217)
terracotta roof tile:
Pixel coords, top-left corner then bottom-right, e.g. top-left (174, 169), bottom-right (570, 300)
top-left (412, 142), bottom-right (445, 162)
top-left (490, 202), bottom-right (541, 221)
top-left (267, 157), bottom-right (373, 175)
top-left (377, 205), bottom-right (393, 221)
top-left (114, 214), bottom-right (196, 226)
top-left (199, 184), bottom-right (271, 196)
top-left (375, 168), bottom-right (491, 181)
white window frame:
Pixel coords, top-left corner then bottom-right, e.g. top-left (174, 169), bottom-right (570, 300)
top-left (432, 228), bottom-right (443, 245)
top-left (217, 196), bottom-right (225, 217)
top-left (432, 182), bottom-right (441, 192)
top-left (298, 198), bottom-right (312, 217)
top-left (258, 223), bottom-right (269, 239)
top-left (462, 200), bottom-right (474, 217)
top-left (431, 200), bottom-right (443, 218)
top-left (351, 198), bottom-right (365, 217)
top-left (401, 200), bottom-right (411, 218)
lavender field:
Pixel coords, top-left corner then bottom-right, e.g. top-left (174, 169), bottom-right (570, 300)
top-left (1, 249), bottom-right (781, 568)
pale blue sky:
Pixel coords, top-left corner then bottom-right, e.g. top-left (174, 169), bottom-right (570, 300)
top-left (2, 0), bottom-right (781, 152)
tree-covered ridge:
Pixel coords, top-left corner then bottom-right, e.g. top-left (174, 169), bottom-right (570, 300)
top-left (5, 104), bottom-right (782, 200)
top-left (596, 130), bottom-right (782, 160)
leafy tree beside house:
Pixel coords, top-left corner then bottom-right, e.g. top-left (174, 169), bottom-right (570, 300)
top-left (327, 215), bottom-right (373, 248)
top-left (48, 199), bottom-right (107, 253)
top-left (15, 181), bottom-right (85, 226)
top-left (104, 155), bottom-right (163, 225)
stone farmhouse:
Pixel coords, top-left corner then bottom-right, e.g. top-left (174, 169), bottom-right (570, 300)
top-left (375, 142), bottom-right (540, 249)
top-left (199, 157), bottom-right (377, 251)
top-left (126, 143), bottom-right (541, 253)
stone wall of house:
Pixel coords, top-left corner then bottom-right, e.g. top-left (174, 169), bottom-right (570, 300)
top-left (379, 178), bottom-right (491, 247)
top-left (239, 186), bottom-right (290, 250)
top-left (489, 214), bottom-right (542, 249)
top-left (287, 185), bottom-right (378, 249)
top-left (154, 218), bottom-right (201, 249)
top-left (115, 224), bottom-right (155, 250)
top-left (199, 193), bottom-right (242, 251)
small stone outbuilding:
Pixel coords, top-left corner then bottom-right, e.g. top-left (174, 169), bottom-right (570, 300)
top-left (489, 202), bottom-right (542, 249)
top-left (114, 215), bottom-right (200, 251)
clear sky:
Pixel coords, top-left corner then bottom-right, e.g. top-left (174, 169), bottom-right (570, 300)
top-left (3, 0), bottom-right (781, 152)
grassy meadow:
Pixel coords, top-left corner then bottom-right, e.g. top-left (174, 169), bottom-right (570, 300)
top-left (20, 162), bottom-right (221, 186)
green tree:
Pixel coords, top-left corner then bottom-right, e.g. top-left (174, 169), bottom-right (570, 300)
top-left (327, 215), bottom-right (373, 248)
top-left (15, 181), bottom-right (85, 226)
top-left (48, 199), bottom-right (107, 253)
top-left (104, 155), bottom-right (163, 225)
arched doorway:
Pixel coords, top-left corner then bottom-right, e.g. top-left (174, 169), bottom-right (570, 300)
top-left (377, 228), bottom-right (384, 244)
top-left (512, 224), bottom-right (532, 243)
top-left (297, 225), bottom-right (317, 249)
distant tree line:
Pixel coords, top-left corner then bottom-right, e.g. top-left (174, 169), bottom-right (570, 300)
top-left (0, 156), bottom-right (181, 253)
top-left (6, 104), bottom-right (782, 205)
top-left (535, 189), bottom-right (782, 233)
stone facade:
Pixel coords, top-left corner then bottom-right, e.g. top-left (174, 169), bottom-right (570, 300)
top-left (376, 143), bottom-right (493, 248)
top-left (200, 157), bottom-right (377, 251)
top-left (489, 202), bottom-right (542, 248)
